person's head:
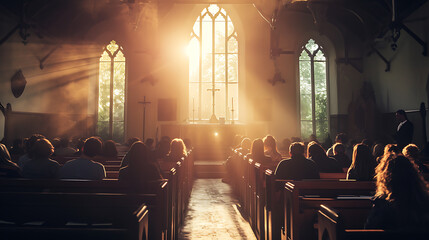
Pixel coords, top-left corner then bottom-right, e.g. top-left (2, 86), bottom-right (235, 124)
top-left (291, 137), bottom-right (302, 143)
top-left (263, 135), bottom-right (278, 153)
top-left (0, 143), bottom-right (12, 164)
top-left (383, 144), bottom-right (400, 156)
top-left (102, 140), bottom-right (118, 158)
top-left (83, 137), bottom-right (102, 158)
top-left (307, 141), bottom-right (326, 159)
top-left (240, 138), bottom-right (251, 150)
top-left (333, 143), bottom-right (346, 155)
top-left (26, 134), bottom-right (45, 154)
top-left (372, 143), bottom-right (384, 159)
top-left (128, 141), bottom-right (149, 168)
top-left (395, 109), bottom-right (408, 122)
top-left (289, 142), bottom-right (305, 157)
top-left (309, 134), bottom-right (318, 143)
top-left (335, 133), bottom-right (348, 144)
top-left (250, 138), bottom-right (265, 158)
top-left (351, 143), bottom-right (374, 169)
top-left (145, 138), bottom-right (154, 148)
top-left (169, 138), bottom-right (187, 158)
top-left (403, 144), bottom-right (420, 161)
top-left (32, 138), bottom-right (54, 159)
top-left (127, 137), bottom-right (141, 147)
top-left (375, 155), bottom-right (428, 204)
top-left (60, 137), bottom-right (70, 148)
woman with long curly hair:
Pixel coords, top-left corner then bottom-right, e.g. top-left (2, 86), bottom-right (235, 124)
top-left (366, 154), bottom-right (429, 229)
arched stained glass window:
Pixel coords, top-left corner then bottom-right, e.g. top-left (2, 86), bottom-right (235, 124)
top-left (299, 39), bottom-right (328, 139)
top-left (188, 4), bottom-right (238, 122)
top-left (98, 40), bottom-right (126, 142)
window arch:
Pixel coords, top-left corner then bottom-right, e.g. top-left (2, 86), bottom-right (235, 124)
top-left (299, 39), bottom-right (328, 139)
top-left (97, 40), bottom-right (126, 142)
top-left (188, 4), bottom-right (238, 122)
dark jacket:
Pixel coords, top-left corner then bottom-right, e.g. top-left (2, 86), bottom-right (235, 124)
top-left (274, 155), bottom-right (320, 180)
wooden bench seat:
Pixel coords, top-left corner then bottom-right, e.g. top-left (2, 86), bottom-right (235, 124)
top-left (0, 192), bottom-right (149, 240)
top-left (0, 179), bottom-right (169, 240)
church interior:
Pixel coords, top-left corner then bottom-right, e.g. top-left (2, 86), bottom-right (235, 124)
top-left (1, 0), bottom-right (429, 239)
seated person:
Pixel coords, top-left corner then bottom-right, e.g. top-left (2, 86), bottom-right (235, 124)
top-left (263, 135), bottom-right (283, 162)
top-left (94, 140), bottom-right (118, 164)
top-left (119, 141), bottom-right (164, 191)
top-left (246, 138), bottom-right (272, 165)
top-left (347, 143), bottom-right (377, 181)
top-left (18, 134), bottom-right (45, 168)
top-left (22, 138), bottom-right (60, 179)
top-left (372, 143), bottom-right (385, 163)
top-left (308, 141), bottom-right (343, 173)
top-left (59, 137), bottom-right (106, 180)
top-left (159, 138), bottom-right (187, 171)
top-left (403, 144), bottom-right (429, 174)
top-left (274, 142), bottom-right (320, 180)
top-left (54, 137), bottom-right (76, 157)
top-left (332, 143), bottom-right (351, 168)
top-left (236, 138), bottom-right (251, 155)
top-left (366, 155), bottom-right (429, 230)
top-left (0, 143), bottom-right (21, 178)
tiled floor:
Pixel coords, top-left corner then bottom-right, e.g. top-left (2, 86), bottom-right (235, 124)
top-left (179, 179), bottom-right (257, 240)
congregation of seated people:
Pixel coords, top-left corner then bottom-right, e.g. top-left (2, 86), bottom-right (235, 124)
top-left (225, 131), bottom-right (429, 235)
top-left (0, 134), bottom-right (191, 183)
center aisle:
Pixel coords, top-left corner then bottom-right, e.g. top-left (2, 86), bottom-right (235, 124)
top-left (179, 179), bottom-right (257, 240)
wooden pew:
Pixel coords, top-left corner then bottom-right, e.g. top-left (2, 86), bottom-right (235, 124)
top-left (253, 161), bottom-right (278, 240)
top-left (0, 179), bottom-right (169, 240)
top-left (284, 180), bottom-right (375, 240)
top-left (0, 192), bottom-right (149, 240)
top-left (319, 172), bottom-right (347, 180)
top-left (318, 205), bottom-right (429, 240)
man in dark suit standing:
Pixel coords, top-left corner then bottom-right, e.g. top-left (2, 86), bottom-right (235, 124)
top-left (274, 142), bottom-right (319, 180)
top-left (394, 109), bottom-right (414, 150)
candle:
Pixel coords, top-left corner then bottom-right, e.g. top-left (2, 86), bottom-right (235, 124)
top-left (232, 97), bottom-right (234, 109)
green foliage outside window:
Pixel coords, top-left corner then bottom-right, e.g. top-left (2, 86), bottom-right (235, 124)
top-left (299, 39), bottom-right (328, 140)
top-left (97, 40), bottom-right (125, 142)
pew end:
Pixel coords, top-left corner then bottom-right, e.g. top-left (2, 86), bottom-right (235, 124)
top-left (318, 205), bottom-right (429, 240)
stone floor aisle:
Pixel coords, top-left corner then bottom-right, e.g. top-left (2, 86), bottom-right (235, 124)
top-left (178, 179), bottom-right (257, 240)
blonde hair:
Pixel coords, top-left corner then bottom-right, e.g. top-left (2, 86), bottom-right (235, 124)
top-left (169, 138), bottom-right (187, 158)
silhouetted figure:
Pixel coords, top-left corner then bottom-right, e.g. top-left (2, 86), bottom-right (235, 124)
top-left (308, 141), bottom-right (342, 173)
top-left (59, 137), bottom-right (106, 180)
top-left (332, 143), bottom-right (351, 169)
top-left (274, 142), bottom-right (319, 180)
top-left (55, 137), bottom-right (76, 157)
top-left (347, 143), bottom-right (376, 181)
top-left (22, 139), bottom-right (60, 179)
top-left (247, 138), bottom-right (272, 165)
top-left (94, 140), bottom-right (118, 164)
top-left (394, 109), bottom-right (414, 150)
top-left (372, 143), bottom-right (385, 163)
top-left (236, 138), bottom-right (251, 155)
top-left (18, 134), bottom-right (45, 168)
top-left (326, 133), bottom-right (348, 157)
top-left (403, 144), bottom-right (429, 174)
top-left (263, 135), bottom-right (282, 162)
top-left (366, 155), bottom-right (429, 230)
top-left (0, 143), bottom-right (21, 178)
top-left (119, 141), bottom-right (164, 191)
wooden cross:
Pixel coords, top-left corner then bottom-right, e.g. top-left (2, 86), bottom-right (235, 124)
top-left (207, 85), bottom-right (220, 122)
top-left (138, 96), bottom-right (151, 140)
